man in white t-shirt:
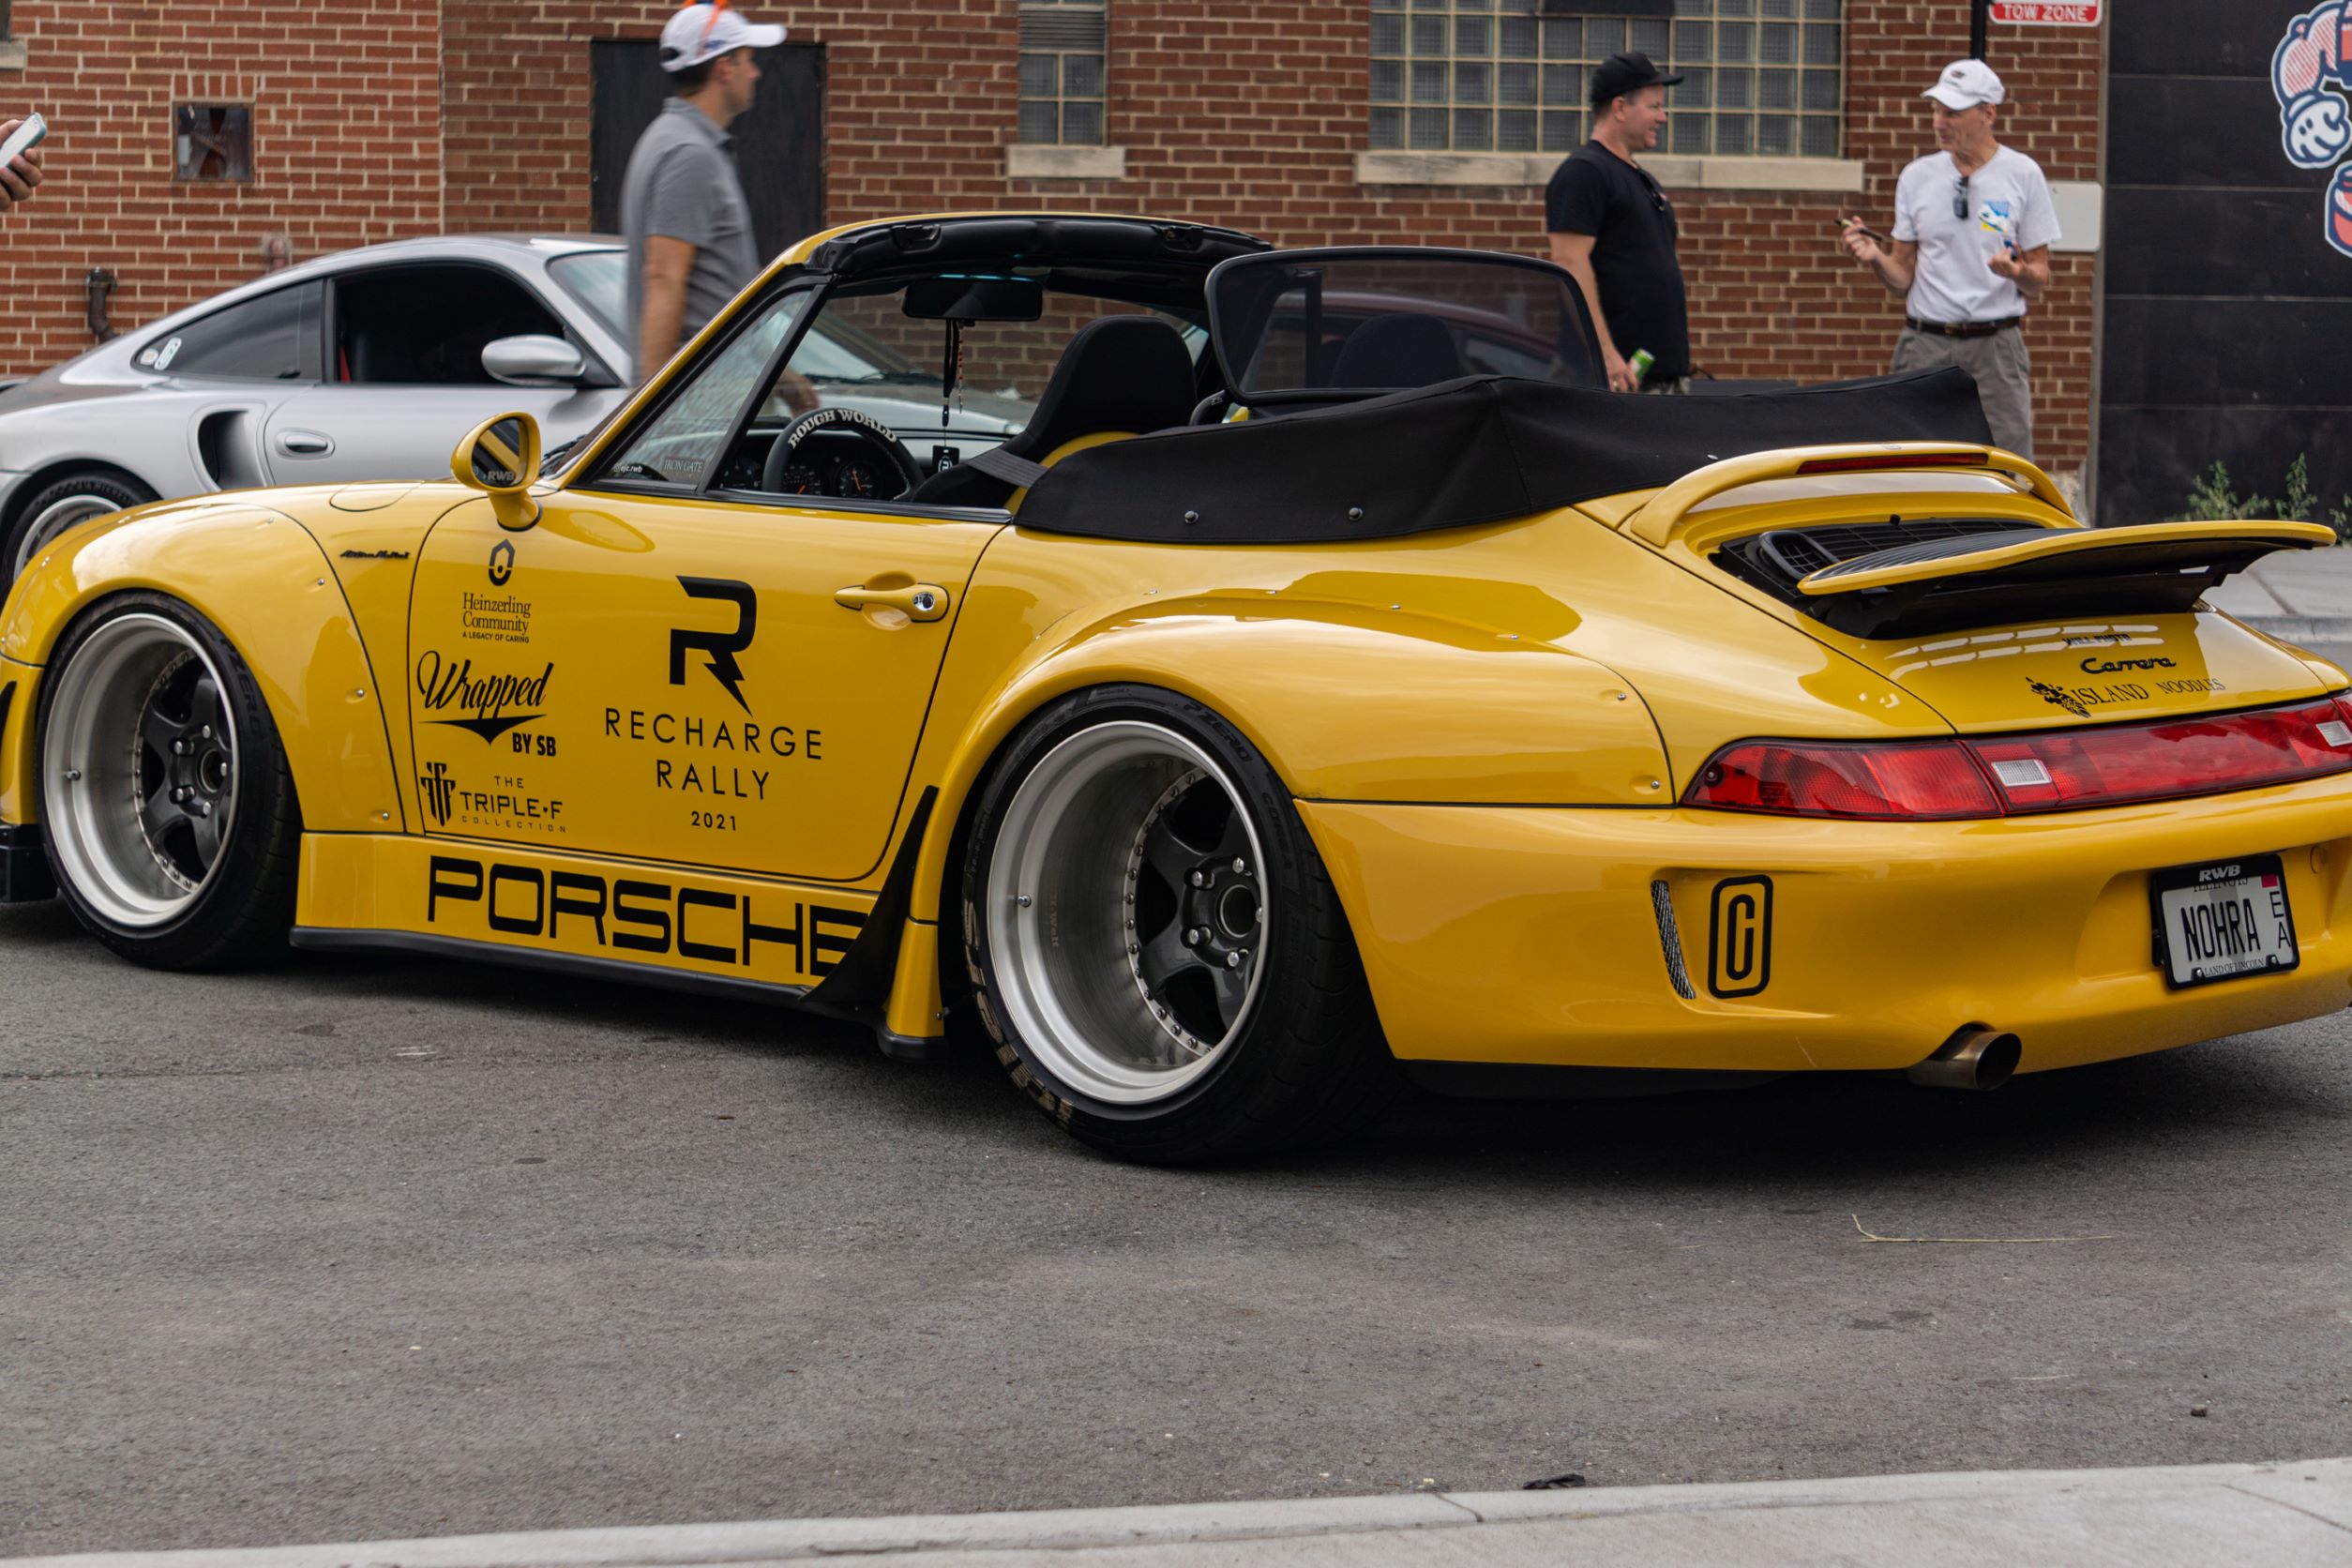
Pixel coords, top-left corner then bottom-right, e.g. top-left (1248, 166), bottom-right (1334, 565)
top-left (1840, 60), bottom-right (2060, 460)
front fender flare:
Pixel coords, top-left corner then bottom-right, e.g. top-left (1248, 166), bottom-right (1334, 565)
top-left (906, 596), bottom-right (1672, 924)
top-left (1, 501), bottom-right (405, 833)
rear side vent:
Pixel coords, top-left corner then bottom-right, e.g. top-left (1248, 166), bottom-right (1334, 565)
top-left (1719, 518), bottom-right (2041, 605)
top-left (194, 408), bottom-right (266, 490)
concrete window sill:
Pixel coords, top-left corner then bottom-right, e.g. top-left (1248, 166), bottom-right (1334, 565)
top-left (0, 41), bottom-right (28, 70)
top-left (1355, 151), bottom-right (1865, 193)
top-left (1005, 144), bottom-right (1127, 181)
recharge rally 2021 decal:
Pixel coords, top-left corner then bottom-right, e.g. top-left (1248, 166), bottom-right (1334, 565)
top-left (2275, 1), bottom-right (2352, 258)
top-left (610, 576), bottom-right (826, 814)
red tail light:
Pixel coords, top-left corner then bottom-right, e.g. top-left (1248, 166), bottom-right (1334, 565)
top-left (1687, 698), bottom-right (2352, 820)
top-left (1689, 740), bottom-right (2000, 820)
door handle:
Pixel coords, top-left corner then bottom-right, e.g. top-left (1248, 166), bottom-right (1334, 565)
top-left (835, 582), bottom-right (948, 622)
top-left (277, 430), bottom-right (334, 456)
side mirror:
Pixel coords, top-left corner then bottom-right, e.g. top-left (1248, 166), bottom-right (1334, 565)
top-left (482, 334), bottom-right (588, 387)
top-left (450, 412), bottom-right (542, 530)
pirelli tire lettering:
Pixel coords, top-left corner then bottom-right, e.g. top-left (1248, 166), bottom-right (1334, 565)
top-left (426, 855), bottom-right (865, 983)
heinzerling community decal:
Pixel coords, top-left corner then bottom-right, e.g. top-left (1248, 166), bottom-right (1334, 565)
top-left (461, 590), bottom-right (532, 644)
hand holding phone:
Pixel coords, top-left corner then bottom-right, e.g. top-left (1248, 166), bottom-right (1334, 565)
top-left (1838, 215), bottom-right (1895, 249)
top-left (0, 113), bottom-right (48, 208)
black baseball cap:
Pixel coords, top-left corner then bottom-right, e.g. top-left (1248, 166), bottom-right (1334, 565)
top-left (1589, 52), bottom-right (1683, 112)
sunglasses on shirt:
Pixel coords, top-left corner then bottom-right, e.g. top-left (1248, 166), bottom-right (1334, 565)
top-left (1952, 172), bottom-right (1971, 221)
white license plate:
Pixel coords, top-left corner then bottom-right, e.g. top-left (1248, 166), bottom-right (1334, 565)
top-left (2149, 854), bottom-right (2299, 988)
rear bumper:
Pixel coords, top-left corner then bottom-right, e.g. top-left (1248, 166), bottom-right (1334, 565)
top-left (1299, 777), bottom-right (2352, 1076)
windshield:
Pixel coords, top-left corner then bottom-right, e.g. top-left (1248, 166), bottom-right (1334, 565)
top-left (546, 249), bottom-right (934, 387)
top-left (1207, 249), bottom-right (1606, 400)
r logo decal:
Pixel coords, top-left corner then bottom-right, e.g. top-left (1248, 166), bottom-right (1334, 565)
top-left (669, 577), bottom-right (758, 714)
top-left (1708, 876), bottom-right (1773, 999)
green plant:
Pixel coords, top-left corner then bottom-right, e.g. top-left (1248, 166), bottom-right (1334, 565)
top-left (2182, 455), bottom-right (2352, 539)
top-left (2182, 460), bottom-right (2267, 521)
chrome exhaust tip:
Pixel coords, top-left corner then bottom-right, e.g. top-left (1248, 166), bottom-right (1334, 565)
top-left (1906, 1027), bottom-right (2021, 1092)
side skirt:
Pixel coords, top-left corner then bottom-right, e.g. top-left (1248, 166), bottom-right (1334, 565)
top-left (290, 927), bottom-right (811, 1009)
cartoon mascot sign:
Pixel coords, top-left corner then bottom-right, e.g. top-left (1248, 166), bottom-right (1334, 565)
top-left (2274, 1), bottom-right (2352, 257)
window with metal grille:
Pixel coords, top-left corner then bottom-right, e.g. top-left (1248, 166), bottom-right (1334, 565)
top-left (1368, 0), bottom-right (1844, 160)
top-left (1019, 0), bottom-right (1108, 145)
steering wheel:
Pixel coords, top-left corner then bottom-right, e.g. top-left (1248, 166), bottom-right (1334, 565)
top-left (760, 407), bottom-right (926, 500)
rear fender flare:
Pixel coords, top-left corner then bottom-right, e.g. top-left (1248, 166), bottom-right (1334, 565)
top-left (908, 596), bottom-right (1672, 925)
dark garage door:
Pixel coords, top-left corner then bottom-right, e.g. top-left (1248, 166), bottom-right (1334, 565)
top-left (590, 39), bottom-right (826, 266)
top-left (2101, 1), bottom-right (2352, 524)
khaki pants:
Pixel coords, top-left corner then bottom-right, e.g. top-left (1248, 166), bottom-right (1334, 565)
top-left (1891, 325), bottom-right (2033, 461)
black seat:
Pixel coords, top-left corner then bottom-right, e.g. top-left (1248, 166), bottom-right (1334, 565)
top-left (1328, 312), bottom-right (1466, 389)
top-left (906, 314), bottom-right (1199, 509)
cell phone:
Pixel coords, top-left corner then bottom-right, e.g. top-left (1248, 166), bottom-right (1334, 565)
top-left (0, 113), bottom-right (48, 168)
top-left (1839, 215), bottom-right (1895, 248)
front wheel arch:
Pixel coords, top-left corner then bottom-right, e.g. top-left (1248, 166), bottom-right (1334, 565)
top-left (35, 589), bottom-right (304, 968)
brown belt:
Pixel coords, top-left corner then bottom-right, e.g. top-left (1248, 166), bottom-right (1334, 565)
top-left (1906, 315), bottom-right (2021, 339)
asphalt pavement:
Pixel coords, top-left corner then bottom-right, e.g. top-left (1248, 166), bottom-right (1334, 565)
top-left (6, 884), bottom-right (2352, 1558)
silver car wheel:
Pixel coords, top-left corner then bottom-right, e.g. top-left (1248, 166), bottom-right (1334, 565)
top-left (41, 612), bottom-right (241, 929)
top-left (984, 720), bottom-right (1271, 1107)
top-left (15, 492), bottom-right (124, 580)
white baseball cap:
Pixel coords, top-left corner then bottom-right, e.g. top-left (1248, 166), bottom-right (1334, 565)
top-left (1924, 59), bottom-right (2005, 110)
top-left (659, 2), bottom-right (786, 72)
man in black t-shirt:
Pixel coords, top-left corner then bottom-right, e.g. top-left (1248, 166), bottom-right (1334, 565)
top-left (1545, 53), bottom-right (1691, 394)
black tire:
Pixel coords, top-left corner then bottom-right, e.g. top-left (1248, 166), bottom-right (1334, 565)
top-left (8, 469), bottom-right (157, 582)
top-left (960, 685), bottom-right (1400, 1163)
top-left (37, 593), bottom-right (302, 970)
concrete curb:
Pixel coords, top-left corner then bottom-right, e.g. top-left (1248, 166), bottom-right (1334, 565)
top-left (2239, 615), bottom-right (2352, 645)
top-left (10, 1458), bottom-right (2351, 1568)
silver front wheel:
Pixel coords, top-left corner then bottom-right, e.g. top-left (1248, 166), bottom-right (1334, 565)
top-left (41, 611), bottom-right (241, 929)
top-left (982, 720), bottom-right (1270, 1107)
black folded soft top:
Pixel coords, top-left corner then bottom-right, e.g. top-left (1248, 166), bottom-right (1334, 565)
top-left (1015, 368), bottom-right (1997, 545)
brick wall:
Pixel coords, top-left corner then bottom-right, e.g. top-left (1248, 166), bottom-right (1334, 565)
top-left (2, 1), bottom-right (2103, 478)
top-left (0, 0), bottom-right (443, 377)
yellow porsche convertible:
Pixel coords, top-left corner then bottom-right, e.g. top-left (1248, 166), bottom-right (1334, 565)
top-left (4, 213), bottom-right (2347, 1161)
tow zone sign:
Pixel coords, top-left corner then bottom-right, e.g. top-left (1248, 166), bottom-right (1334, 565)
top-left (1990, 1), bottom-right (2101, 22)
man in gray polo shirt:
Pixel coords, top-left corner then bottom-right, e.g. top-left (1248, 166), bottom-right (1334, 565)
top-left (622, 1), bottom-right (784, 371)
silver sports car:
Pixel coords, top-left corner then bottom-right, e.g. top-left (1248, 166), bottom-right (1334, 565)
top-left (0, 234), bottom-right (1033, 583)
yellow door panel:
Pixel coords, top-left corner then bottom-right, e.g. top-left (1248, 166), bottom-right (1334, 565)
top-left (408, 491), bottom-right (1000, 883)
top-left (296, 833), bottom-right (877, 989)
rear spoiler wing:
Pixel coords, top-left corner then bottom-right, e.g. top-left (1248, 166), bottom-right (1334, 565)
top-left (1625, 444), bottom-right (2335, 641)
top-left (1794, 519), bottom-right (2335, 639)
top-left (1621, 443), bottom-right (2073, 547)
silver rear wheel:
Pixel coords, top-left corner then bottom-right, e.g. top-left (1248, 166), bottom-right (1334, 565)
top-left (982, 720), bottom-right (1269, 1107)
top-left (41, 612), bottom-right (240, 929)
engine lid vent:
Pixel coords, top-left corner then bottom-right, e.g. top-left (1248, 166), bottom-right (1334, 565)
top-left (1720, 518), bottom-right (2042, 603)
